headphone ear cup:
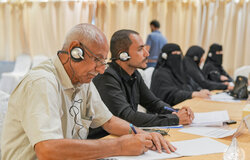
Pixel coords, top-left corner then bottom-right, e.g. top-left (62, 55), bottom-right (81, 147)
top-left (71, 47), bottom-right (84, 62)
top-left (208, 52), bottom-right (212, 57)
top-left (119, 52), bottom-right (131, 61)
top-left (193, 56), bottom-right (198, 61)
top-left (161, 53), bottom-right (168, 60)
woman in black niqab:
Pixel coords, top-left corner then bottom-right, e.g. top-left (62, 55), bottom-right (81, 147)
top-left (202, 43), bottom-right (233, 82)
top-left (183, 45), bottom-right (229, 90)
top-left (151, 43), bottom-right (209, 106)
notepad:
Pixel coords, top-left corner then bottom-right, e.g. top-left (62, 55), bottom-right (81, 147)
top-left (190, 110), bottom-right (230, 127)
top-left (104, 137), bottom-right (228, 160)
top-left (179, 127), bottom-right (236, 138)
top-left (210, 92), bottom-right (241, 103)
top-left (139, 125), bottom-right (183, 129)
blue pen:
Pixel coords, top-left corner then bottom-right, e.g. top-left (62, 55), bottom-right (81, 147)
top-left (165, 125), bottom-right (183, 129)
top-left (164, 106), bottom-right (177, 112)
top-left (129, 124), bottom-right (137, 134)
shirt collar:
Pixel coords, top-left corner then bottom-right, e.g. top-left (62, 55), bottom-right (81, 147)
top-left (53, 56), bottom-right (74, 90)
top-left (153, 30), bottom-right (161, 33)
top-left (111, 61), bottom-right (137, 83)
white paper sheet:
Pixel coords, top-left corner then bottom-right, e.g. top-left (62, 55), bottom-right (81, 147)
top-left (139, 125), bottom-right (183, 129)
top-left (179, 127), bottom-right (236, 138)
top-left (104, 137), bottom-right (228, 160)
top-left (210, 92), bottom-right (241, 102)
top-left (190, 110), bottom-right (230, 127)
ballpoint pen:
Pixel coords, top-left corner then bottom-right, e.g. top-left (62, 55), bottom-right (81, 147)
top-left (164, 106), bottom-right (177, 112)
top-left (129, 123), bottom-right (137, 134)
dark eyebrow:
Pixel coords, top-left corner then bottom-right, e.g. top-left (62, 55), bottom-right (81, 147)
top-left (138, 45), bottom-right (145, 50)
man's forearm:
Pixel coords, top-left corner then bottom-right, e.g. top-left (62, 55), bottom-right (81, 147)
top-left (35, 138), bottom-right (121, 160)
top-left (102, 116), bottom-right (143, 136)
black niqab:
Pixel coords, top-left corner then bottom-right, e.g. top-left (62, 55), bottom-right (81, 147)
top-left (205, 43), bottom-right (223, 66)
top-left (183, 45), bottom-right (227, 90)
top-left (203, 43), bottom-right (233, 82)
top-left (155, 43), bottom-right (186, 84)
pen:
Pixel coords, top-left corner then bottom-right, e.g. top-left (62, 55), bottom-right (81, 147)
top-left (165, 125), bottom-right (183, 129)
top-left (129, 124), bottom-right (137, 134)
top-left (164, 106), bottom-right (177, 112)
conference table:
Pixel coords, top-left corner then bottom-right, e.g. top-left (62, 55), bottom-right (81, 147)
top-left (169, 97), bottom-right (249, 160)
top-left (106, 96), bottom-right (250, 160)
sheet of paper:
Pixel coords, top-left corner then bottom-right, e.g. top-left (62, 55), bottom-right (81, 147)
top-left (179, 127), bottom-right (236, 138)
top-left (191, 110), bottom-right (230, 127)
top-left (104, 137), bottom-right (228, 160)
top-left (139, 125), bottom-right (183, 129)
top-left (210, 92), bottom-right (241, 102)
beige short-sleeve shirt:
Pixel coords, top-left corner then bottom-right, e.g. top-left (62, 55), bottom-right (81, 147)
top-left (1, 56), bottom-right (112, 160)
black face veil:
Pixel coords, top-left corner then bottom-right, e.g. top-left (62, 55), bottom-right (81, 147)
top-left (206, 43), bottom-right (223, 66)
top-left (156, 43), bottom-right (186, 84)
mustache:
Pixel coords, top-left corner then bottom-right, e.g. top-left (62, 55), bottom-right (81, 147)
top-left (142, 57), bottom-right (148, 62)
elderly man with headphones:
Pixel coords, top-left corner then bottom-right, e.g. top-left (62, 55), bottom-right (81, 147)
top-left (1, 24), bottom-right (176, 159)
top-left (89, 29), bottom-right (194, 139)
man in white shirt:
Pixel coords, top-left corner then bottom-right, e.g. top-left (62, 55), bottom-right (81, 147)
top-left (1, 23), bottom-right (176, 160)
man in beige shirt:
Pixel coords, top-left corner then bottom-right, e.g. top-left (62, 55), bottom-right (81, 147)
top-left (1, 23), bottom-right (176, 160)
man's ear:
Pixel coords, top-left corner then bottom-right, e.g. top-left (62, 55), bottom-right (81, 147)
top-left (68, 40), bottom-right (80, 53)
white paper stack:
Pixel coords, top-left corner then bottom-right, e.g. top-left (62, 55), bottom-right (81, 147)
top-left (190, 110), bottom-right (230, 127)
top-left (105, 137), bottom-right (228, 160)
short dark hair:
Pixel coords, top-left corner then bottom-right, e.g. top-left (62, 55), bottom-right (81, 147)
top-left (110, 29), bottom-right (139, 59)
top-left (150, 20), bottom-right (160, 28)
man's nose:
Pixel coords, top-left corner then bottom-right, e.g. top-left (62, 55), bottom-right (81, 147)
top-left (143, 48), bottom-right (149, 57)
top-left (95, 64), bottom-right (106, 74)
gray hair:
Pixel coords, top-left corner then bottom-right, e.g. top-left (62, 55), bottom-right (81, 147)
top-left (62, 23), bottom-right (107, 50)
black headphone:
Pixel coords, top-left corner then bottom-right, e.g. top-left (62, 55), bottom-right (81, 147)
top-left (208, 52), bottom-right (212, 57)
top-left (193, 56), bottom-right (199, 61)
top-left (70, 46), bottom-right (85, 62)
top-left (57, 46), bottom-right (85, 62)
top-left (111, 51), bottom-right (131, 61)
top-left (161, 52), bottom-right (168, 60)
top-left (119, 52), bottom-right (130, 61)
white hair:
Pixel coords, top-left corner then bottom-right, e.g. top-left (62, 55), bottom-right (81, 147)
top-left (62, 23), bottom-right (107, 50)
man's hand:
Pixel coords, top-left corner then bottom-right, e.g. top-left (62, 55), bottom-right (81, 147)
top-left (118, 134), bottom-right (153, 156)
top-left (146, 132), bottom-right (176, 153)
top-left (192, 90), bottom-right (210, 99)
top-left (220, 75), bottom-right (229, 81)
top-left (227, 84), bottom-right (234, 90)
top-left (173, 106), bottom-right (194, 125)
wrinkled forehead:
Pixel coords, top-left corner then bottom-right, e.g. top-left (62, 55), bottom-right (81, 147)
top-left (85, 41), bottom-right (109, 59)
top-left (81, 31), bottom-right (109, 58)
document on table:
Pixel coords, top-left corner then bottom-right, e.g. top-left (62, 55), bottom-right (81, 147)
top-left (179, 127), bottom-right (237, 138)
top-left (210, 92), bottom-right (241, 102)
top-left (139, 125), bottom-right (183, 129)
top-left (104, 137), bottom-right (228, 160)
top-left (190, 110), bottom-right (230, 127)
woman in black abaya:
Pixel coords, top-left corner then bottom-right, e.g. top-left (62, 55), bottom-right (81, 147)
top-left (183, 45), bottom-right (232, 91)
top-left (151, 43), bottom-right (210, 106)
top-left (202, 43), bottom-right (233, 83)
